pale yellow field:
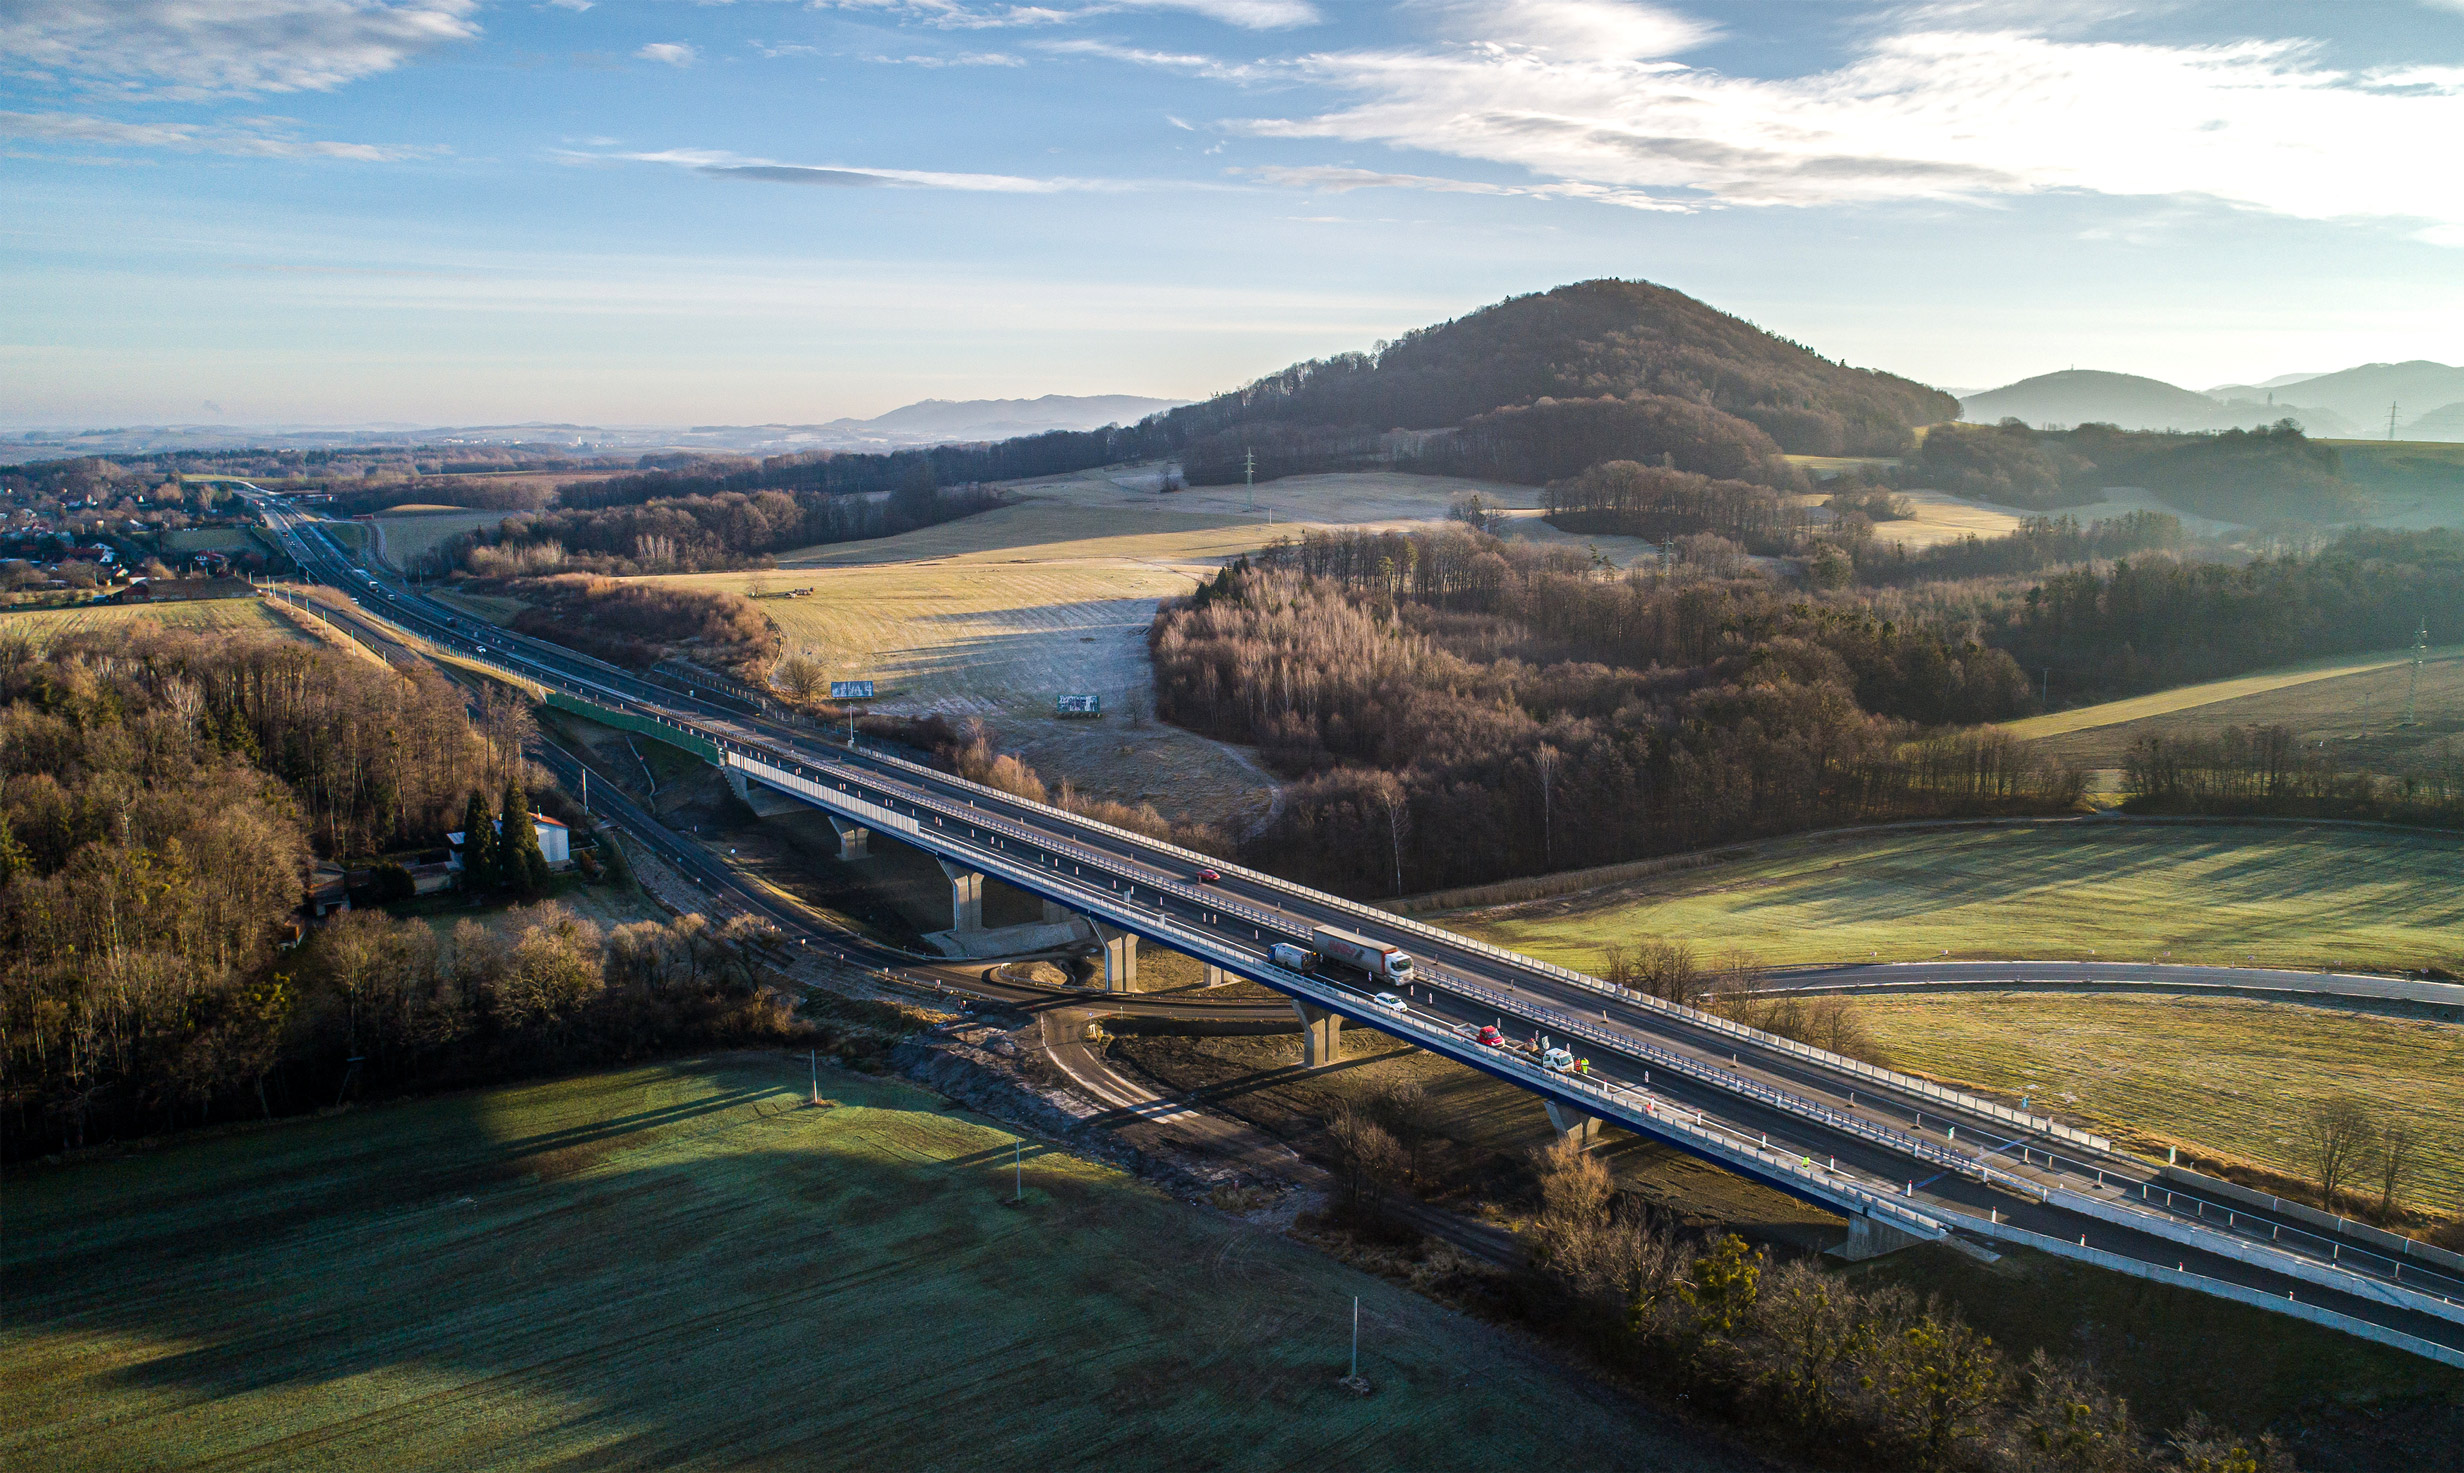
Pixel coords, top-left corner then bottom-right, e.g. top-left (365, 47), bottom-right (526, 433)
top-left (664, 561), bottom-right (1201, 716)
top-left (371, 508), bottom-right (516, 568)
top-left (1851, 993), bottom-right (2464, 1206)
top-left (2002, 645), bottom-right (2464, 741)
top-left (0, 598), bottom-right (291, 648)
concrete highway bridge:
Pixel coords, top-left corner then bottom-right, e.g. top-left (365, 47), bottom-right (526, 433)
top-left (244, 487), bottom-right (2464, 1367)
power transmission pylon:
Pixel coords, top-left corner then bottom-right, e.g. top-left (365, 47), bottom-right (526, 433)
top-left (2388, 401), bottom-right (2400, 442)
top-left (1244, 447), bottom-right (1256, 513)
top-left (2401, 618), bottom-right (2429, 726)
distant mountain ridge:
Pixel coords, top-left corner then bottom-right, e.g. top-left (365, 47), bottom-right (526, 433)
top-left (5, 396), bottom-right (1186, 460)
top-left (1961, 362), bottom-right (2464, 442)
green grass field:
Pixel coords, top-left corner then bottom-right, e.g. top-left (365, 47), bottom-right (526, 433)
top-left (1448, 822), bottom-right (2464, 972)
top-left (1848, 992), bottom-right (2464, 1206)
top-left (1, 1055), bottom-right (1748, 1473)
top-left (0, 598), bottom-right (292, 649)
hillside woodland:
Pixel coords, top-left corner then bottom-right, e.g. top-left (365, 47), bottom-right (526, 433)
top-left (1152, 529), bottom-right (2072, 895)
top-left (1993, 526), bottom-right (2464, 695)
top-left (1910, 420), bottom-right (2410, 523)
top-left (1166, 280), bottom-right (1955, 486)
top-left (0, 630), bottom-right (798, 1157)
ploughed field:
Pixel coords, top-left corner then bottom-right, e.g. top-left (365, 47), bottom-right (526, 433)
top-left (1, 1054), bottom-right (1750, 1473)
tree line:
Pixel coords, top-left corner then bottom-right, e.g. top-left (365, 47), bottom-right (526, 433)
top-left (2122, 724), bottom-right (2464, 827)
top-left (446, 479), bottom-right (1003, 578)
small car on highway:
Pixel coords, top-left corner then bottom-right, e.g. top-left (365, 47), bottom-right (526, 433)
top-left (1371, 992), bottom-right (1407, 1014)
top-left (1190, 867), bottom-right (1221, 883)
top-left (1475, 1025), bottom-right (1506, 1048)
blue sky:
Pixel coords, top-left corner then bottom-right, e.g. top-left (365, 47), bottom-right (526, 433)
top-left (5, 0), bottom-right (2461, 426)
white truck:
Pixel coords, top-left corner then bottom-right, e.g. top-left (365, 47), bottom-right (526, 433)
top-left (1271, 926), bottom-right (1415, 986)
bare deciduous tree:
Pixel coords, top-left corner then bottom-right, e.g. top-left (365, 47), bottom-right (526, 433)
top-left (2299, 1095), bottom-right (2378, 1209)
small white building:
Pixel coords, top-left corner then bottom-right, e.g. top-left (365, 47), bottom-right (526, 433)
top-left (447, 813), bottom-right (573, 873)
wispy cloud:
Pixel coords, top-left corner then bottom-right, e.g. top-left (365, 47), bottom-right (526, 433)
top-left (1102, 0), bottom-right (1318, 28)
top-left (0, 0), bottom-right (479, 100)
top-left (812, 0), bottom-right (1316, 28)
top-left (867, 51), bottom-right (1027, 66)
top-left (0, 108), bottom-right (442, 160)
top-left (635, 42), bottom-right (698, 66)
top-left (598, 146), bottom-right (1114, 192)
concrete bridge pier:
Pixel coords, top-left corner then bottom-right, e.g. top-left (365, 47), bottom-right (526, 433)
top-left (1042, 897), bottom-right (1072, 924)
top-left (1089, 920), bottom-right (1140, 991)
top-left (1831, 1213), bottom-right (1928, 1262)
top-left (1201, 963), bottom-right (1231, 988)
top-left (827, 816), bottom-right (870, 860)
top-left (1292, 1001), bottom-right (1341, 1067)
top-left (1542, 1100), bottom-right (1600, 1146)
top-left (935, 858), bottom-right (984, 933)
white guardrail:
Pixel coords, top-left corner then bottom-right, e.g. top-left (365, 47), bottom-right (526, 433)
top-left (1972, 1217), bottom-right (2464, 1369)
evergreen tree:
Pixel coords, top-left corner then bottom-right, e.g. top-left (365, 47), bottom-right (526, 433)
top-left (461, 789), bottom-right (498, 892)
top-left (501, 779), bottom-right (551, 895)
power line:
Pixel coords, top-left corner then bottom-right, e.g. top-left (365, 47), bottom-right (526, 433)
top-left (2401, 617), bottom-right (2429, 727)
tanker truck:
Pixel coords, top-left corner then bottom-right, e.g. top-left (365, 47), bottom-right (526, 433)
top-left (1267, 926), bottom-right (1415, 986)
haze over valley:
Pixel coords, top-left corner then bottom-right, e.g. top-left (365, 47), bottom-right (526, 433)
top-left (8, 1), bottom-right (2464, 1469)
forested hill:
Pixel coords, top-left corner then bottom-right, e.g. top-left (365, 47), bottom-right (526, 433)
top-left (1152, 279), bottom-right (1956, 488)
top-left (1166, 280), bottom-right (1953, 454)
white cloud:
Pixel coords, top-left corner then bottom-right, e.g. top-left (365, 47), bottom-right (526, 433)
top-left (0, 0), bottom-right (479, 99)
top-left (635, 41), bottom-right (698, 65)
top-left (1195, 22), bottom-right (2464, 236)
top-left (1165, 113), bottom-right (1195, 129)
top-left (1409, 0), bottom-right (1713, 57)
top-left (545, 0), bottom-right (592, 10)
top-left (0, 108), bottom-right (440, 159)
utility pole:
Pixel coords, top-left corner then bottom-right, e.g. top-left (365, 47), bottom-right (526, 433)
top-left (2389, 401), bottom-right (2400, 442)
top-left (2402, 618), bottom-right (2429, 726)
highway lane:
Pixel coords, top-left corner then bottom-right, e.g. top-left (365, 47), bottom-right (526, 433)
top-left (242, 488), bottom-right (2464, 1354)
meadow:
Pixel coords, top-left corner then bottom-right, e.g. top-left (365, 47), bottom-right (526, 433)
top-left (0, 597), bottom-right (292, 648)
top-left (0, 1055), bottom-right (1748, 1473)
top-left (1844, 992), bottom-right (2464, 1207)
top-left (1446, 822), bottom-right (2464, 973)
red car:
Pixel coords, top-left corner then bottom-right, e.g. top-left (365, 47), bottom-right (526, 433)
top-left (1476, 1025), bottom-right (1506, 1048)
top-left (1191, 867), bottom-right (1221, 883)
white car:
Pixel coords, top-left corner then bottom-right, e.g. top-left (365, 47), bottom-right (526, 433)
top-left (1540, 1046), bottom-right (1576, 1074)
top-left (1371, 992), bottom-right (1408, 1014)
